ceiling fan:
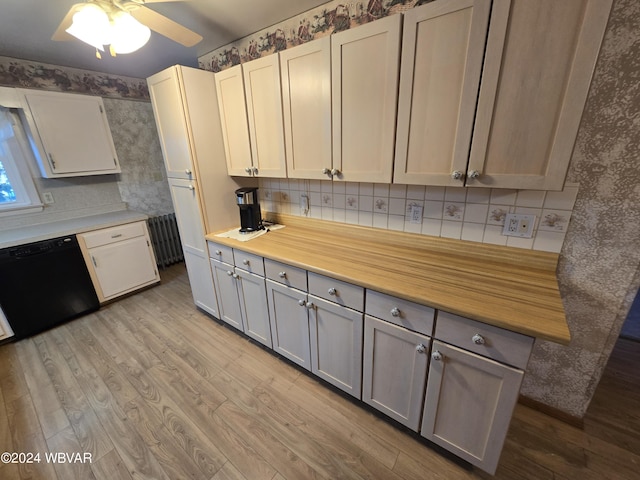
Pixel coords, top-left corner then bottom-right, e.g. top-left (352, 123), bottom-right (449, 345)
top-left (52, 0), bottom-right (202, 57)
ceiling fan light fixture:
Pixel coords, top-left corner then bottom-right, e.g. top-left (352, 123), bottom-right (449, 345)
top-left (109, 11), bottom-right (151, 54)
top-left (65, 3), bottom-right (111, 51)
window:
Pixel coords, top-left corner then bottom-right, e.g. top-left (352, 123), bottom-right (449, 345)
top-left (0, 107), bottom-right (42, 216)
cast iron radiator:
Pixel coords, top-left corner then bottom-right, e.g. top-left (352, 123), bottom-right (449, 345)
top-left (147, 213), bottom-right (184, 268)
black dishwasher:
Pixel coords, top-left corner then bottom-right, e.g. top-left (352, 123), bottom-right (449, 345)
top-left (0, 235), bottom-right (99, 340)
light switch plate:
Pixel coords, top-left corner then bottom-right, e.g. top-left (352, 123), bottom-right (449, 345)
top-left (502, 213), bottom-right (535, 238)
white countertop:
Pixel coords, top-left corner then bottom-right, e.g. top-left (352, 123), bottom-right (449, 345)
top-left (0, 210), bottom-right (149, 249)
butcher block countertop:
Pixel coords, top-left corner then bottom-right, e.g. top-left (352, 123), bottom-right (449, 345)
top-left (206, 214), bottom-right (570, 345)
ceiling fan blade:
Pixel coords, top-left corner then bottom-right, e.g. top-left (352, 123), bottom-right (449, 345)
top-left (51, 3), bottom-right (86, 41)
top-left (131, 6), bottom-right (202, 47)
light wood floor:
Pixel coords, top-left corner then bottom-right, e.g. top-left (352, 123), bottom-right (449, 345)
top-left (1, 263), bottom-right (638, 480)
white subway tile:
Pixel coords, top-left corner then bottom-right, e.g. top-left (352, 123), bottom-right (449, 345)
top-left (463, 203), bottom-right (489, 224)
top-left (533, 230), bottom-right (566, 253)
top-left (441, 220), bottom-right (462, 239)
top-left (461, 222), bottom-right (485, 242)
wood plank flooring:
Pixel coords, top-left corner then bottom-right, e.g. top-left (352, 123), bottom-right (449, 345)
top-left (0, 263), bottom-right (638, 479)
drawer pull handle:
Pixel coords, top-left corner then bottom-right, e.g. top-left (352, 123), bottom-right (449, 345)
top-left (472, 334), bottom-right (485, 345)
top-left (242, 259), bottom-right (250, 266)
top-left (279, 271), bottom-right (287, 278)
top-left (416, 344), bottom-right (426, 354)
top-left (188, 184), bottom-right (195, 191)
top-left (245, 167), bottom-right (252, 173)
top-left (305, 302), bottom-right (315, 310)
top-left (226, 270), bottom-right (233, 276)
top-left (232, 273), bottom-right (239, 279)
top-left (111, 234), bottom-right (123, 239)
top-left (328, 288), bottom-right (337, 296)
top-left (390, 307), bottom-right (401, 317)
top-left (185, 169), bottom-right (192, 175)
top-left (215, 250), bottom-right (222, 255)
top-left (298, 299), bottom-right (306, 307)
top-left (432, 351), bottom-right (443, 361)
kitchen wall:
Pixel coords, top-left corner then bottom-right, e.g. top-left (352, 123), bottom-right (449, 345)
top-left (0, 55), bottom-right (171, 229)
top-left (200, 0), bottom-right (640, 419)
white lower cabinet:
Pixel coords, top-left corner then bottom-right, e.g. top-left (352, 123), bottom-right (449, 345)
top-left (266, 279), bottom-right (311, 370)
top-left (0, 306), bottom-right (14, 340)
top-left (78, 221), bottom-right (160, 303)
top-left (362, 315), bottom-right (430, 431)
top-left (421, 340), bottom-right (525, 475)
top-left (183, 251), bottom-right (218, 317)
top-left (308, 295), bottom-right (363, 398)
top-left (210, 259), bottom-right (243, 329)
top-left (236, 268), bottom-right (272, 348)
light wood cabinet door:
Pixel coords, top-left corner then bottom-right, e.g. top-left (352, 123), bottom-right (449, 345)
top-left (210, 260), bottom-right (244, 332)
top-left (183, 250), bottom-right (218, 318)
top-left (280, 37), bottom-right (332, 180)
top-left (82, 231), bottom-right (159, 302)
top-left (147, 67), bottom-right (194, 179)
top-left (215, 65), bottom-right (253, 176)
top-left (236, 269), bottom-right (272, 348)
top-left (468, 0), bottom-right (613, 190)
top-left (421, 340), bottom-right (524, 474)
top-left (362, 315), bottom-right (430, 431)
top-left (168, 178), bottom-right (206, 257)
top-left (243, 54), bottom-right (288, 178)
top-left (331, 14), bottom-right (401, 183)
top-left (308, 295), bottom-right (363, 399)
top-left (18, 90), bottom-right (120, 178)
top-left (266, 279), bottom-right (311, 370)
top-left (394, 0), bottom-right (491, 186)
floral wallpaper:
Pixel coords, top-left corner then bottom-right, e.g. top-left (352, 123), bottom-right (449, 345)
top-left (199, 0), bottom-right (433, 72)
top-left (0, 55), bottom-right (149, 100)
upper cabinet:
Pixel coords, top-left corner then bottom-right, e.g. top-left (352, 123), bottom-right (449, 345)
top-left (17, 89), bottom-right (120, 178)
top-left (393, 0), bottom-right (491, 186)
top-left (331, 14), bottom-right (402, 183)
top-left (466, 0), bottom-right (613, 190)
top-left (215, 59), bottom-right (287, 178)
top-left (280, 37), bottom-right (332, 181)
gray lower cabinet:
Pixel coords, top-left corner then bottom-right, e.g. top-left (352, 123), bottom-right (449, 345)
top-left (362, 315), bottom-right (430, 431)
top-left (308, 295), bottom-right (363, 399)
top-left (421, 340), bottom-right (524, 475)
top-left (210, 259), bottom-right (244, 331)
top-left (266, 279), bottom-right (312, 370)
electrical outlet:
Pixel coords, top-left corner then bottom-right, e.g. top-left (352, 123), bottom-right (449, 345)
top-left (502, 213), bottom-right (535, 238)
top-left (42, 192), bottom-right (55, 204)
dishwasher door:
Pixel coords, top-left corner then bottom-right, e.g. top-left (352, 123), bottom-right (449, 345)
top-left (0, 235), bottom-right (99, 340)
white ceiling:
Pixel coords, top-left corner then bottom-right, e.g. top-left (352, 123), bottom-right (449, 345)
top-left (0, 0), bottom-right (329, 79)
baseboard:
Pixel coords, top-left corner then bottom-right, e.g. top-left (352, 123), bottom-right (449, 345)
top-left (518, 395), bottom-right (584, 428)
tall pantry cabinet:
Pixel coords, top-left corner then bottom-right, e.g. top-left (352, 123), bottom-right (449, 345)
top-left (147, 65), bottom-right (254, 316)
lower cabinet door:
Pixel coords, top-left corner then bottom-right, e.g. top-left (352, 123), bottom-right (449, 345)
top-left (210, 259), bottom-right (244, 331)
top-left (308, 295), bottom-right (363, 398)
top-left (421, 340), bottom-right (524, 474)
top-left (236, 269), bottom-right (272, 348)
top-left (89, 235), bottom-right (159, 300)
top-left (266, 279), bottom-right (311, 370)
top-left (362, 315), bottom-right (430, 430)
top-left (183, 251), bottom-right (218, 317)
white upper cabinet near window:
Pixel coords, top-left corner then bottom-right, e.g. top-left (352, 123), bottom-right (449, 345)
top-left (243, 54), bottom-right (288, 178)
top-left (331, 14), bottom-right (402, 183)
top-left (280, 36), bottom-right (332, 180)
top-left (467, 0), bottom-right (613, 190)
top-left (393, 0), bottom-right (491, 186)
top-left (215, 64), bottom-right (254, 176)
top-left (17, 89), bottom-right (120, 178)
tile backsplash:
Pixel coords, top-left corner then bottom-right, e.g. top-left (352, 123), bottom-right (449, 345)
top-left (259, 179), bottom-right (579, 253)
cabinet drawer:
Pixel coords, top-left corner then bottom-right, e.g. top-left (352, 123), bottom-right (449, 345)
top-left (207, 241), bottom-right (234, 264)
top-left (81, 221), bottom-right (146, 249)
top-left (308, 272), bottom-right (364, 311)
top-left (264, 258), bottom-right (307, 290)
top-left (365, 290), bottom-right (434, 336)
top-left (233, 249), bottom-right (265, 276)
top-left (435, 312), bottom-right (534, 369)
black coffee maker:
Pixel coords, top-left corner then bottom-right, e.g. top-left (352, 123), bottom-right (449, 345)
top-left (235, 187), bottom-right (263, 233)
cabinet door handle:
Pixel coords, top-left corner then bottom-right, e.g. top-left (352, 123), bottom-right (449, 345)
top-left (244, 167), bottom-right (252, 174)
top-left (226, 270), bottom-right (233, 276)
top-left (390, 307), bottom-right (400, 317)
top-left (451, 170), bottom-right (463, 180)
top-left (185, 168), bottom-right (192, 175)
top-left (416, 344), bottom-right (426, 354)
top-left (111, 234), bottom-right (123, 239)
top-left (330, 168), bottom-right (340, 177)
top-left (328, 287), bottom-right (337, 296)
top-left (232, 273), bottom-right (239, 279)
top-left (252, 167), bottom-right (259, 176)
top-left (278, 271), bottom-right (287, 278)
top-left (305, 302), bottom-right (315, 310)
top-left (431, 350), bottom-right (443, 361)
top-left (467, 170), bottom-right (481, 179)
top-left (215, 250), bottom-right (222, 255)
top-left (242, 259), bottom-right (250, 266)
top-left (91, 255), bottom-right (97, 267)
top-left (48, 152), bottom-right (57, 170)
top-left (472, 334), bottom-right (485, 345)
top-left (298, 299), bottom-right (306, 307)
top-left (188, 184), bottom-right (195, 191)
